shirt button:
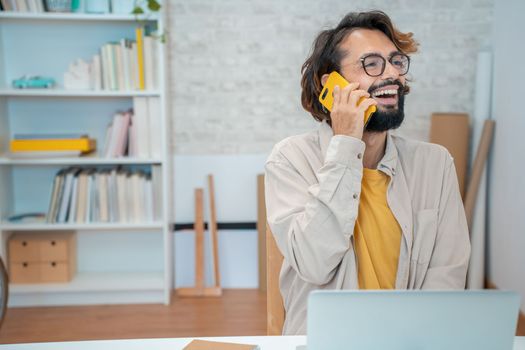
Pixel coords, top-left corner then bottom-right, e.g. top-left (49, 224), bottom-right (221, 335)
top-left (353, 193), bottom-right (358, 199)
top-left (357, 153), bottom-right (362, 159)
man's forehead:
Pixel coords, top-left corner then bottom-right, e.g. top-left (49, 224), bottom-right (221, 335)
top-left (340, 28), bottom-right (398, 59)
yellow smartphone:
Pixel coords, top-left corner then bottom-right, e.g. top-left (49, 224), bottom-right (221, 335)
top-left (318, 71), bottom-right (376, 125)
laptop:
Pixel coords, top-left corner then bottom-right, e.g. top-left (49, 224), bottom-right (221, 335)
top-left (306, 290), bottom-right (521, 350)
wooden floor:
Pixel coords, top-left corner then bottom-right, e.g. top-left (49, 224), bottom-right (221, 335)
top-left (0, 289), bottom-right (267, 344)
top-left (1, 289), bottom-right (524, 344)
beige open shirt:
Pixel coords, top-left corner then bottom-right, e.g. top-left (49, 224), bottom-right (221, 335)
top-left (265, 121), bottom-right (471, 335)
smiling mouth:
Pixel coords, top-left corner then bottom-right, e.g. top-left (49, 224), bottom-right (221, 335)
top-left (371, 89), bottom-right (398, 106)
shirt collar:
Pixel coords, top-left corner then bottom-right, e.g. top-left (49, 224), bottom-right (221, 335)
top-left (318, 120), bottom-right (399, 176)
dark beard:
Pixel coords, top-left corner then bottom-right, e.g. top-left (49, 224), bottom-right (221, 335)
top-left (365, 81), bottom-right (406, 132)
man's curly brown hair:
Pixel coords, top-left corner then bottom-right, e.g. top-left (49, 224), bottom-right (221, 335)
top-left (301, 10), bottom-right (419, 122)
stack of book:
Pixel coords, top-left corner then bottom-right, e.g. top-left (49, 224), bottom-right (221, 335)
top-left (0, 0), bottom-right (45, 12)
top-left (46, 166), bottom-right (162, 224)
top-left (9, 134), bottom-right (96, 157)
top-left (89, 27), bottom-right (159, 91)
top-left (103, 97), bottom-right (162, 159)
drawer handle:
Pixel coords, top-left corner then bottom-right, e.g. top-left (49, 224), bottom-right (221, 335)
top-left (51, 241), bottom-right (56, 246)
top-left (22, 241), bottom-right (27, 247)
top-left (51, 262), bottom-right (56, 267)
top-left (23, 262), bottom-right (28, 267)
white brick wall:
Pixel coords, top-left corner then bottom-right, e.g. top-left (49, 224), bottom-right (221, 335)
top-left (166, 0), bottom-right (493, 154)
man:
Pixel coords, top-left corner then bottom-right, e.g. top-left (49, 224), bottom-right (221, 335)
top-left (265, 11), bottom-right (471, 335)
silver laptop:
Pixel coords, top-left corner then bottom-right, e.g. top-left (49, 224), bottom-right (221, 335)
top-left (307, 290), bottom-right (520, 350)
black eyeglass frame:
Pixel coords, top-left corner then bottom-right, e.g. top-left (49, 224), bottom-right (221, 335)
top-left (359, 53), bottom-right (411, 77)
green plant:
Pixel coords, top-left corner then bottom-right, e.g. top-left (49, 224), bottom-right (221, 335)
top-left (132, 0), bottom-right (161, 15)
top-left (132, 0), bottom-right (166, 43)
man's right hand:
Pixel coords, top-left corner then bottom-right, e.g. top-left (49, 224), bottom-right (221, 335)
top-left (330, 83), bottom-right (377, 139)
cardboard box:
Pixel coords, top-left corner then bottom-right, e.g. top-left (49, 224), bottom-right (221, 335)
top-left (429, 113), bottom-right (470, 199)
top-left (8, 231), bottom-right (76, 284)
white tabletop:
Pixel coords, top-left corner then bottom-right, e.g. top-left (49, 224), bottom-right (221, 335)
top-left (1, 336), bottom-right (524, 350)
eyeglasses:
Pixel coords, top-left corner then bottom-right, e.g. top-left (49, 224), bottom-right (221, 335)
top-left (360, 53), bottom-right (410, 77)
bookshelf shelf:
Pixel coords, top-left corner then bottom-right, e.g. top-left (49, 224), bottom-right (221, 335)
top-left (0, 222), bottom-right (164, 231)
top-left (9, 271), bottom-right (165, 306)
top-left (0, 12), bottom-right (159, 22)
top-left (0, 6), bottom-right (173, 307)
top-left (0, 89), bottom-right (161, 97)
top-left (0, 156), bottom-right (163, 165)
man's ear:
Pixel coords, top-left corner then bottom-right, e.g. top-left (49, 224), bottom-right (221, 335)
top-left (321, 73), bottom-right (330, 87)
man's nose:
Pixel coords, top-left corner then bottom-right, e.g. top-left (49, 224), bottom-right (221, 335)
top-left (381, 60), bottom-right (400, 80)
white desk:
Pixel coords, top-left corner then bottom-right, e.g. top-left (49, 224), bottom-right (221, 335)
top-left (1, 336), bottom-right (525, 350)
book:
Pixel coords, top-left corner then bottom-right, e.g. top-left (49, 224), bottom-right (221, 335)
top-left (148, 97), bottom-right (162, 158)
top-left (57, 168), bottom-right (80, 223)
top-left (68, 173), bottom-right (80, 223)
top-left (136, 27), bottom-right (145, 90)
top-left (75, 170), bottom-right (90, 223)
top-left (143, 35), bottom-right (155, 90)
top-left (10, 138), bottom-right (96, 153)
top-left (132, 97), bottom-right (150, 158)
top-left (14, 133), bottom-right (88, 140)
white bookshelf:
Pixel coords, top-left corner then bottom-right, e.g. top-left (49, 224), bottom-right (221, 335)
top-left (9, 271), bottom-right (165, 307)
top-left (0, 89), bottom-right (161, 97)
top-left (0, 156), bottom-right (162, 165)
top-left (0, 222), bottom-right (164, 231)
top-left (0, 12), bottom-right (159, 22)
top-left (0, 7), bottom-right (173, 307)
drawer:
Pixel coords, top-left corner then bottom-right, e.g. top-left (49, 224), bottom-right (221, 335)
top-left (8, 238), bottom-right (40, 263)
top-left (8, 231), bottom-right (76, 263)
top-left (9, 261), bottom-right (74, 283)
top-left (40, 261), bottom-right (73, 283)
top-left (40, 239), bottom-right (69, 261)
top-left (9, 262), bottom-right (41, 284)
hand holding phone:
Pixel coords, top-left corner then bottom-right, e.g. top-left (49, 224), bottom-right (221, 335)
top-left (318, 71), bottom-right (377, 126)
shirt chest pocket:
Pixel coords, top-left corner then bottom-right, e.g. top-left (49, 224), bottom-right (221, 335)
top-left (409, 209), bottom-right (438, 288)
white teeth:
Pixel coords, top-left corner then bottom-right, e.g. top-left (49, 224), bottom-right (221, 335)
top-left (372, 89), bottom-right (398, 97)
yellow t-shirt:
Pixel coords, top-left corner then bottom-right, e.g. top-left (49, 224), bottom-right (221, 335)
top-left (354, 168), bottom-right (402, 289)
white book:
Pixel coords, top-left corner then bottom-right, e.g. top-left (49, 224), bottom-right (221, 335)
top-left (26, 0), bottom-right (37, 12)
top-left (108, 169), bottom-right (119, 222)
top-left (145, 174), bottom-right (154, 222)
top-left (99, 172), bottom-right (109, 222)
top-left (151, 165), bottom-right (163, 220)
top-left (151, 34), bottom-right (159, 90)
top-left (130, 172), bottom-right (141, 222)
top-left (115, 43), bottom-right (125, 91)
top-left (120, 39), bottom-right (130, 91)
top-left (85, 173), bottom-right (93, 223)
top-left (35, 0), bottom-right (44, 12)
top-left (91, 54), bottom-right (102, 90)
top-left (100, 45), bottom-right (110, 90)
top-left (8, 0), bottom-right (17, 11)
top-left (16, 0), bottom-right (27, 12)
top-left (109, 44), bottom-right (118, 91)
top-left (143, 36), bottom-right (154, 90)
top-left (148, 97), bottom-right (162, 159)
top-left (128, 42), bottom-right (136, 91)
top-left (103, 122), bottom-right (113, 158)
top-left (57, 169), bottom-right (75, 223)
top-left (75, 171), bottom-right (89, 223)
top-left (132, 97), bottom-right (150, 158)
top-left (91, 173), bottom-right (100, 222)
top-left (105, 113), bottom-right (122, 158)
top-left (131, 42), bottom-right (139, 90)
top-left (117, 170), bottom-right (128, 222)
top-left (127, 172), bottom-right (137, 222)
top-left (68, 174), bottom-right (79, 223)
